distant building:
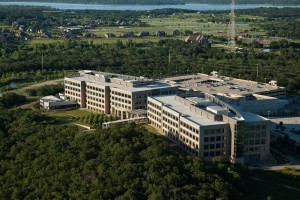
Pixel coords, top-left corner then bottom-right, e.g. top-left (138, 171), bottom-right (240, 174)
top-left (156, 31), bottom-right (167, 37)
top-left (185, 35), bottom-right (208, 45)
top-left (104, 33), bottom-right (116, 38)
top-left (172, 30), bottom-right (181, 37)
top-left (137, 31), bottom-right (150, 37)
top-left (121, 32), bottom-right (134, 38)
top-left (84, 32), bottom-right (96, 38)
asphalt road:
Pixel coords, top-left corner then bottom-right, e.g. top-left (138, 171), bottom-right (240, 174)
top-left (0, 78), bottom-right (64, 96)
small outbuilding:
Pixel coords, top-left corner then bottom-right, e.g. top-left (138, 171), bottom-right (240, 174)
top-left (40, 95), bottom-right (78, 110)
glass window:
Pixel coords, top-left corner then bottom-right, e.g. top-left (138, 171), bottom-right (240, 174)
top-left (204, 137), bottom-right (209, 142)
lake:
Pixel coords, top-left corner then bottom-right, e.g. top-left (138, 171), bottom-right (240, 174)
top-left (0, 2), bottom-right (297, 11)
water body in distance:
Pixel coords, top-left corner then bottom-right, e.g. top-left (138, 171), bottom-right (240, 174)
top-left (0, 2), bottom-right (298, 10)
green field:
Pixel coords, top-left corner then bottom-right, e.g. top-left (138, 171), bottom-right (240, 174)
top-left (24, 13), bottom-right (262, 46)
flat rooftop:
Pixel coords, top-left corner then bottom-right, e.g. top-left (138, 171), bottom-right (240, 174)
top-left (163, 73), bottom-right (285, 96)
top-left (80, 70), bottom-right (153, 82)
top-left (152, 95), bottom-right (269, 124)
top-left (151, 95), bottom-right (226, 126)
top-left (68, 76), bottom-right (176, 92)
top-left (40, 95), bottom-right (62, 102)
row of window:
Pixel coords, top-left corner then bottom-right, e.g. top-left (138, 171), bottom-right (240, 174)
top-left (204, 129), bottom-right (225, 135)
top-left (87, 91), bottom-right (105, 98)
top-left (203, 151), bottom-right (226, 157)
top-left (180, 128), bottom-right (199, 142)
top-left (65, 81), bottom-right (80, 87)
top-left (148, 106), bottom-right (161, 116)
top-left (244, 146), bottom-right (266, 153)
top-left (163, 110), bottom-right (179, 121)
top-left (244, 125), bottom-right (267, 131)
top-left (244, 139), bottom-right (266, 146)
top-left (87, 85), bottom-right (105, 92)
top-left (65, 86), bottom-right (80, 92)
top-left (162, 116), bottom-right (178, 128)
top-left (87, 96), bottom-right (105, 103)
top-left (65, 90), bottom-right (80, 97)
top-left (148, 113), bottom-right (161, 123)
top-left (148, 101), bottom-right (161, 110)
top-left (111, 91), bottom-right (131, 99)
top-left (244, 132), bottom-right (267, 139)
top-left (111, 96), bottom-right (131, 104)
top-left (87, 106), bottom-right (105, 113)
top-left (204, 136), bottom-right (225, 143)
top-left (180, 121), bottom-right (199, 134)
top-left (149, 119), bottom-right (161, 129)
top-left (111, 102), bottom-right (132, 110)
top-left (87, 102), bottom-right (105, 108)
top-left (204, 143), bottom-right (226, 150)
top-left (180, 135), bottom-right (199, 149)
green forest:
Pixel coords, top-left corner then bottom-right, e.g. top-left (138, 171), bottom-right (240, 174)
top-left (1, 39), bottom-right (299, 91)
top-left (0, 0), bottom-right (299, 5)
top-left (0, 107), bottom-right (245, 199)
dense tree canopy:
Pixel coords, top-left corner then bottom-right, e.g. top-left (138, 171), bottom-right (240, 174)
top-left (0, 92), bottom-right (26, 108)
top-left (0, 39), bottom-right (299, 91)
top-left (0, 108), bottom-right (244, 199)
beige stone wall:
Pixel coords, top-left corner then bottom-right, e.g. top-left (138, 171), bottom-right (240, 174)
top-left (86, 82), bottom-right (109, 114)
top-left (64, 78), bottom-right (85, 108)
top-left (110, 88), bottom-right (133, 119)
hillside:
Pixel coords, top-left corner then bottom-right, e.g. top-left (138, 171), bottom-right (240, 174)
top-left (0, 0), bottom-right (299, 5)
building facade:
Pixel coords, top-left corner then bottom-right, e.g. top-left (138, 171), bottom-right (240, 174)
top-left (147, 94), bottom-right (270, 164)
top-left (64, 70), bottom-right (177, 119)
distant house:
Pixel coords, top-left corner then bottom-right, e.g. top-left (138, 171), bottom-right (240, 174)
top-left (185, 35), bottom-right (208, 45)
top-left (156, 31), bottom-right (167, 37)
top-left (137, 31), bottom-right (150, 37)
top-left (105, 33), bottom-right (116, 38)
top-left (84, 32), bottom-right (96, 38)
top-left (172, 30), bottom-right (181, 37)
top-left (121, 32), bottom-right (134, 38)
top-left (15, 31), bottom-right (28, 38)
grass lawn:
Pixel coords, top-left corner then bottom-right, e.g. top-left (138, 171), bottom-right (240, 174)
top-left (243, 168), bottom-right (300, 200)
top-left (46, 109), bottom-right (91, 119)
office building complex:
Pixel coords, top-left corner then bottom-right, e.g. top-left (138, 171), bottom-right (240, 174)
top-left (64, 70), bottom-right (177, 119)
top-left (64, 70), bottom-right (278, 164)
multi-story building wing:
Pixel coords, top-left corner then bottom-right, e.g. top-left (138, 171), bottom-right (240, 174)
top-left (147, 94), bottom-right (270, 164)
top-left (163, 73), bottom-right (286, 98)
top-left (64, 70), bottom-right (177, 119)
top-left (86, 82), bottom-right (110, 114)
